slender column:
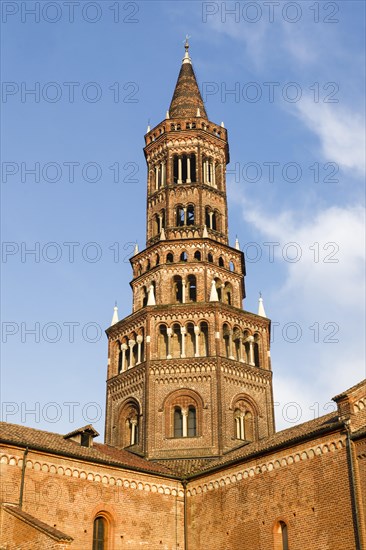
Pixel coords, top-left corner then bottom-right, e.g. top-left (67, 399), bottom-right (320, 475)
top-left (247, 336), bottom-right (255, 366)
top-left (130, 418), bottom-right (137, 445)
top-left (128, 340), bottom-right (135, 368)
top-left (158, 213), bottom-right (163, 232)
top-left (212, 162), bottom-right (216, 186)
top-left (238, 336), bottom-right (244, 362)
top-left (166, 328), bottom-right (172, 359)
top-left (121, 344), bottom-right (128, 372)
top-left (194, 326), bottom-right (200, 357)
top-left (235, 417), bottom-right (241, 439)
top-left (182, 280), bottom-right (186, 304)
top-left (240, 414), bottom-right (245, 440)
top-left (180, 327), bottom-right (186, 358)
top-left (178, 157), bottom-right (183, 183)
top-left (208, 211), bottom-right (213, 229)
top-left (183, 206), bottom-right (187, 225)
top-left (228, 330), bottom-right (234, 360)
top-left (186, 156), bottom-right (191, 183)
top-left (136, 335), bottom-right (143, 365)
top-left (182, 408), bottom-right (188, 437)
top-left (204, 160), bottom-right (208, 183)
top-left (155, 165), bottom-right (159, 190)
top-left (161, 162), bottom-right (166, 186)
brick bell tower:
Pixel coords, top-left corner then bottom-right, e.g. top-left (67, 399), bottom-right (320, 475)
top-left (105, 41), bottom-right (275, 461)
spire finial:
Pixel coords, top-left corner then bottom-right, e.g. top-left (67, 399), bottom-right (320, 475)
top-left (182, 35), bottom-right (192, 65)
top-left (184, 34), bottom-right (190, 52)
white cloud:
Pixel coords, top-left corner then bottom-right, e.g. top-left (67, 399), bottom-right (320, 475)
top-left (237, 198), bottom-right (365, 429)
top-left (243, 202), bottom-right (365, 309)
top-left (293, 99), bottom-right (365, 176)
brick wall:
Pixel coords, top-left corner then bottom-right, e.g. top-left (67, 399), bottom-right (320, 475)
top-left (0, 447), bottom-right (184, 550)
top-left (186, 432), bottom-right (358, 550)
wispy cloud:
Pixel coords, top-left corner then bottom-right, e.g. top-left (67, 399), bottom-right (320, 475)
top-left (293, 99), bottom-right (365, 176)
top-left (236, 196), bottom-right (365, 428)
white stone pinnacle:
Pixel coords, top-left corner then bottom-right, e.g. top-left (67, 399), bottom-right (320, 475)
top-left (147, 284), bottom-right (156, 306)
top-left (258, 294), bottom-right (267, 317)
top-left (111, 304), bottom-right (119, 326)
top-left (209, 280), bottom-right (219, 302)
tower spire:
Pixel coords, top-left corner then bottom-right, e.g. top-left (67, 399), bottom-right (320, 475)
top-left (168, 39), bottom-right (208, 119)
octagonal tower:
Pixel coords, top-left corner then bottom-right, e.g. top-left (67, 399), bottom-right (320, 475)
top-left (105, 42), bottom-right (275, 462)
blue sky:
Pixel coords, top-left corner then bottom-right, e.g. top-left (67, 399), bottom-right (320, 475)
top-left (1, 1), bottom-right (365, 436)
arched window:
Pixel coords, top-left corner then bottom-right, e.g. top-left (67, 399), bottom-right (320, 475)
top-left (223, 282), bottom-right (232, 305)
top-left (219, 256), bottom-right (224, 267)
top-left (187, 275), bottom-right (197, 302)
top-left (93, 516), bottom-right (107, 550)
top-left (223, 323), bottom-right (231, 357)
top-left (180, 251), bottom-right (188, 262)
top-left (171, 323), bottom-right (182, 358)
top-left (158, 324), bottom-right (168, 359)
top-left (154, 214), bottom-right (160, 236)
top-left (174, 407), bottom-right (183, 437)
top-left (165, 390), bottom-right (203, 439)
top-left (166, 252), bottom-right (174, 263)
top-left (215, 278), bottom-right (223, 301)
top-left (117, 342), bottom-right (122, 373)
top-left (173, 275), bottom-right (183, 303)
top-left (187, 205), bottom-right (195, 225)
top-left (208, 252), bottom-right (213, 263)
top-left (176, 206), bottom-right (185, 226)
top-left (254, 335), bottom-right (260, 367)
top-left (199, 322), bottom-right (209, 356)
top-left (173, 154), bottom-right (196, 184)
top-left (155, 253), bottom-right (160, 266)
top-left (194, 251), bottom-right (201, 261)
top-left (186, 323), bottom-right (195, 357)
top-left (205, 207), bottom-right (210, 228)
top-left (233, 401), bottom-right (254, 441)
top-left (274, 521), bottom-right (289, 550)
top-left (188, 406), bottom-right (197, 437)
top-left (233, 328), bottom-right (241, 360)
top-left (146, 259), bottom-right (151, 272)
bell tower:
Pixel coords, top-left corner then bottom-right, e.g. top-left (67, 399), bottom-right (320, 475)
top-left (105, 42), bottom-right (275, 462)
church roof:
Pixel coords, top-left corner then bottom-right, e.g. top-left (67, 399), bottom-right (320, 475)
top-left (332, 378), bottom-right (366, 401)
top-left (2, 505), bottom-right (73, 543)
top-left (186, 412), bottom-right (342, 478)
top-left (0, 422), bottom-right (175, 478)
top-left (168, 43), bottom-right (208, 119)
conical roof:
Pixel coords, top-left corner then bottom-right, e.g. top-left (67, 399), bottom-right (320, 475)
top-left (168, 42), bottom-right (208, 119)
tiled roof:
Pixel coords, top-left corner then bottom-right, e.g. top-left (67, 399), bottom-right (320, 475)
top-left (187, 412), bottom-right (342, 477)
top-left (169, 62), bottom-right (208, 119)
top-left (2, 505), bottom-right (73, 542)
top-left (333, 378), bottom-right (366, 401)
top-left (0, 422), bottom-right (175, 477)
top-left (63, 424), bottom-right (99, 439)
top-left (155, 458), bottom-right (218, 477)
top-left (0, 412), bottom-right (349, 480)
